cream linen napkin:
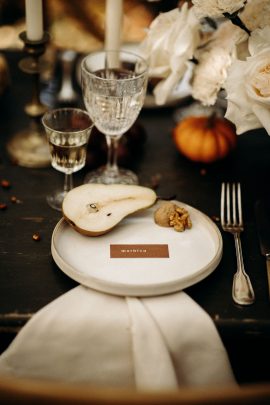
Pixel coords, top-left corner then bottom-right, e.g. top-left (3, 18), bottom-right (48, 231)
top-left (0, 285), bottom-right (236, 390)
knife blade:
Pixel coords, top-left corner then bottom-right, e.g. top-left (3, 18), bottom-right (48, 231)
top-left (255, 199), bottom-right (270, 298)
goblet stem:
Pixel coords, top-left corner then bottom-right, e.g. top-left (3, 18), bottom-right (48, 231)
top-left (64, 173), bottom-right (73, 194)
top-left (105, 135), bottom-right (120, 174)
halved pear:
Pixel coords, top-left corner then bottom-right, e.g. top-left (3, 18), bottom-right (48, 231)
top-left (62, 184), bottom-right (157, 236)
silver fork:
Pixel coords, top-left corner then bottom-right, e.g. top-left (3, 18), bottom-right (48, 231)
top-left (221, 182), bottom-right (255, 305)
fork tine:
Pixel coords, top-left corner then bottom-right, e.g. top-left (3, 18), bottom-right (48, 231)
top-left (232, 183), bottom-right (237, 225)
top-left (221, 182), bottom-right (225, 225)
top-left (237, 182), bottom-right (243, 226)
top-left (221, 182), bottom-right (243, 227)
top-left (226, 182), bottom-right (231, 225)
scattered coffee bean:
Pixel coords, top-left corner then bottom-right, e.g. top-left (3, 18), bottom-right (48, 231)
top-left (1, 179), bottom-right (10, 189)
top-left (211, 215), bottom-right (220, 222)
top-left (32, 233), bottom-right (41, 241)
top-left (200, 168), bottom-right (207, 176)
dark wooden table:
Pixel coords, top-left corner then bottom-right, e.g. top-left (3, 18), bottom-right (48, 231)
top-left (0, 51), bottom-right (270, 385)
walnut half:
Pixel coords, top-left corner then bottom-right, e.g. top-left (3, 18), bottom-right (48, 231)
top-left (154, 202), bottom-right (192, 232)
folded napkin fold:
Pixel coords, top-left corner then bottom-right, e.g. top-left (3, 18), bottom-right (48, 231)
top-left (0, 286), bottom-right (236, 390)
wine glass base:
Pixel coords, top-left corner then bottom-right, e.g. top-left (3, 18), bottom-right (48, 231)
top-left (84, 167), bottom-right (138, 185)
top-left (6, 128), bottom-right (51, 168)
top-left (47, 190), bottom-right (68, 211)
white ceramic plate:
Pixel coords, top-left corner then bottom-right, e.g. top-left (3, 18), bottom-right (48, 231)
top-left (51, 201), bottom-right (222, 297)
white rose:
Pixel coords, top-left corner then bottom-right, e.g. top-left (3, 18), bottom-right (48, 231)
top-left (192, 21), bottom-right (247, 106)
top-left (192, 48), bottom-right (231, 106)
top-left (225, 27), bottom-right (270, 134)
top-left (192, 0), bottom-right (246, 18)
top-left (240, 0), bottom-right (270, 32)
top-left (140, 4), bottom-right (200, 105)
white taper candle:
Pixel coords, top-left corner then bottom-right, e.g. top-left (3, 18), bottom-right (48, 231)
top-left (105, 0), bottom-right (123, 52)
top-left (25, 0), bottom-right (43, 41)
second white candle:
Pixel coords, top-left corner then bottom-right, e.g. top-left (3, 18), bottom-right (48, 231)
top-left (105, 0), bottom-right (123, 52)
top-left (25, 0), bottom-right (43, 41)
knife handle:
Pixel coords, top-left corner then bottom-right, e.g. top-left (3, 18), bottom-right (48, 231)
top-left (266, 259), bottom-right (270, 299)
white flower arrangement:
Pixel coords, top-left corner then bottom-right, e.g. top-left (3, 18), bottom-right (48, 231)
top-left (192, 0), bottom-right (246, 18)
top-left (140, 4), bottom-right (200, 105)
top-left (141, 0), bottom-right (270, 135)
top-left (225, 26), bottom-right (270, 134)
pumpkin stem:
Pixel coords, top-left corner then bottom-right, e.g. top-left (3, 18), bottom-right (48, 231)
top-left (206, 112), bottom-right (217, 128)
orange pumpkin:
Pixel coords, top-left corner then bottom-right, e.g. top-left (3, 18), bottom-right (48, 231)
top-left (173, 115), bottom-right (237, 163)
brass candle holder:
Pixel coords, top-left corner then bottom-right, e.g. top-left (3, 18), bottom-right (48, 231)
top-left (7, 31), bottom-right (51, 168)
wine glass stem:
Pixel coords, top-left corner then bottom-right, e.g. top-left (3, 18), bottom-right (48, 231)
top-left (64, 173), bottom-right (73, 194)
top-left (106, 135), bottom-right (120, 173)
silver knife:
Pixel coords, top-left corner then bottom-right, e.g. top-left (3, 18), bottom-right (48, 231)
top-left (255, 200), bottom-right (270, 298)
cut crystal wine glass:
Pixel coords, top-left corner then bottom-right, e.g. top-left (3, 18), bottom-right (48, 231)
top-left (81, 50), bottom-right (148, 185)
top-left (42, 108), bottom-right (93, 211)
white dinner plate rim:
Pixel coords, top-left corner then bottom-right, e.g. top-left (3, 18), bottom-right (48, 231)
top-left (51, 202), bottom-right (223, 297)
